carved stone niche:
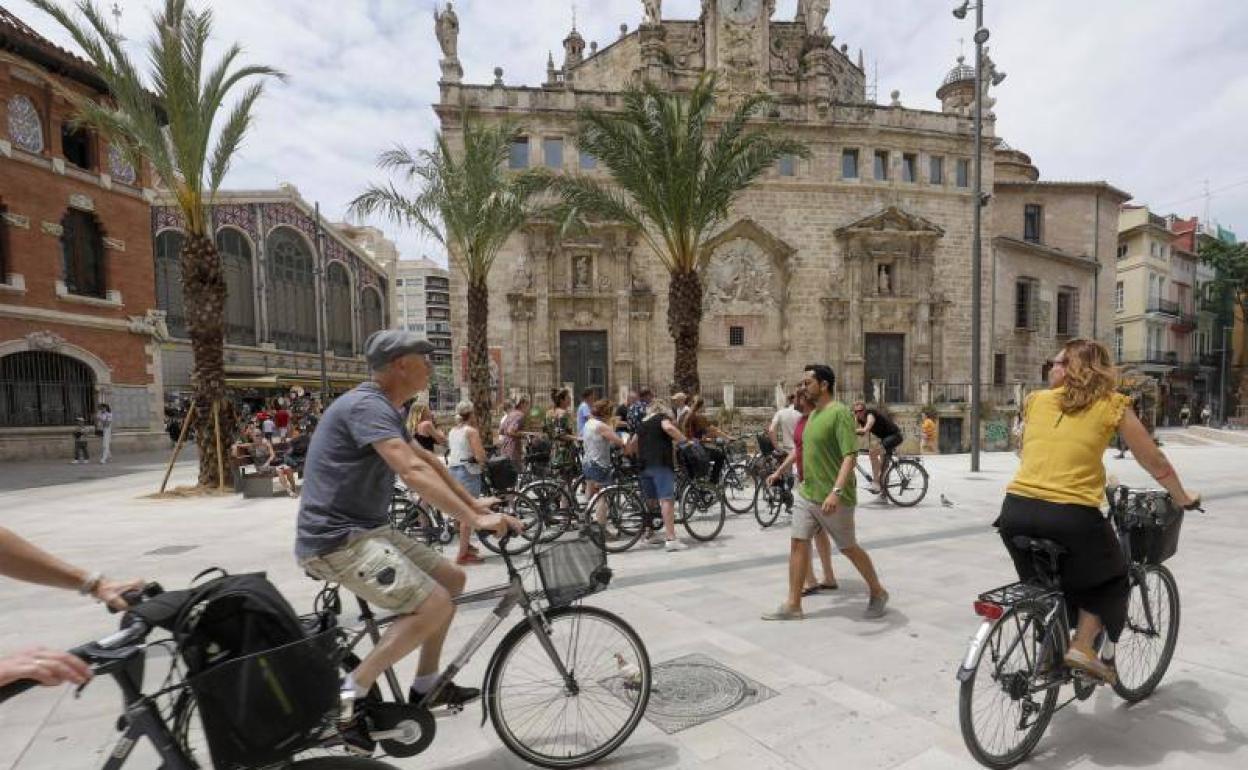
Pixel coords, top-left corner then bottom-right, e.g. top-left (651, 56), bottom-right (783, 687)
top-left (698, 218), bottom-right (795, 352)
top-left (834, 206), bottom-right (944, 301)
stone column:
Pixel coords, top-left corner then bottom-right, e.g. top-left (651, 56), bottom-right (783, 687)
top-left (254, 204), bottom-right (270, 344)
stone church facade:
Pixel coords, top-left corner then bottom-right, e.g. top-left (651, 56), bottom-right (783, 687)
top-left (433, 1), bottom-right (1127, 418)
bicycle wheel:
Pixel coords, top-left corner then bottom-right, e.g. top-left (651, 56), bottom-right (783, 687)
top-left (1112, 563), bottom-right (1180, 703)
top-left (679, 480), bottom-right (726, 541)
top-left (882, 459), bottom-right (929, 508)
top-left (721, 461), bottom-right (757, 515)
top-left (588, 485), bottom-right (646, 553)
top-left (487, 605), bottom-right (651, 769)
top-left (523, 479), bottom-right (578, 543)
top-left (753, 481), bottom-right (783, 528)
top-left (958, 607), bottom-right (1060, 769)
top-left (478, 491), bottom-right (544, 555)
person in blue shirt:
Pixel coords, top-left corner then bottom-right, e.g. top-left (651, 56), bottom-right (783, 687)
top-left (576, 387), bottom-right (596, 434)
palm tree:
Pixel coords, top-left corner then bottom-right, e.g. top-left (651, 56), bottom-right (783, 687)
top-left (350, 123), bottom-right (550, 434)
top-left (32, 0), bottom-right (284, 487)
top-left (552, 73), bottom-right (808, 394)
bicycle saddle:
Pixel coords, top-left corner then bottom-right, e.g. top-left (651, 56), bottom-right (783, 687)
top-left (1010, 536), bottom-right (1067, 558)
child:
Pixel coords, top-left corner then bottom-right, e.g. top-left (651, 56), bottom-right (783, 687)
top-left (921, 412), bottom-right (937, 454)
top-left (71, 419), bottom-right (90, 464)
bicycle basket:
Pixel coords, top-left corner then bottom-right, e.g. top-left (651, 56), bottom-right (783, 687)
top-left (188, 627), bottom-right (340, 770)
top-left (1122, 492), bottom-right (1184, 565)
top-left (677, 442), bottom-right (711, 479)
top-left (485, 455), bottom-right (518, 491)
top-left (534, 538), bottom-right (612, 608)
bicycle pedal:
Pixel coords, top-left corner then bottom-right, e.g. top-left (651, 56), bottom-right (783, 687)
top-left (432, 704), bottom-right (465, 718)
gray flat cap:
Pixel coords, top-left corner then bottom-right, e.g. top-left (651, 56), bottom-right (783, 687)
top-left (365, 330), bottom-right (435, 370)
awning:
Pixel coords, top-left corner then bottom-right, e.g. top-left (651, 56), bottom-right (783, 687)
top-left (225, 375), bottom-right (280, 389)
top-left (224, 374), bottom-right (367, 391)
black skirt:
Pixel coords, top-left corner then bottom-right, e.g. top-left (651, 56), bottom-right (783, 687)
top-left (995, 494), bottom-right (1129, 641)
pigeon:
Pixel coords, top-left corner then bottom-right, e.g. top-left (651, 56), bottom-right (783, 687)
top-left (941, 494), bottom-right (955, 508)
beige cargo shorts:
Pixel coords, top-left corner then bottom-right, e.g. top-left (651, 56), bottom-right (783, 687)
top-left (301, 527), bottom-right (444, 613)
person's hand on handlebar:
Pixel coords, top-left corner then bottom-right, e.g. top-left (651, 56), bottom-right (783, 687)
top-left (94, 577), bottom-right (147, 611)
top-left (0, 647), bottom-right (91, 688)
top-left (1178, 491), bottom-right (1202, 511)
top-left (473, 496), bottom-right (503, 514)
top-left (476, 512), bottom-right (525, 538)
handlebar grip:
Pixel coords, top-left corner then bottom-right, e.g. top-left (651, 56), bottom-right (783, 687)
top-left (106, 581), bottom-right (165, 615)
top-left (0, 679), bottom-right (39, 705)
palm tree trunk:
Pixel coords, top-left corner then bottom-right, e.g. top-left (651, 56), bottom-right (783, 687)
top-left (668, 268), bottom-right (702, 395)
top-left (180, 233), bottom-right (236, 488)
top-left (466, 278), bottom-right (494, 443)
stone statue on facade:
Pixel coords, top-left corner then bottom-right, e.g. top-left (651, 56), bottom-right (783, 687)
top-left (797, 0), bottom-right (830, 35)
top-left (642, 0), bottom-right (662, 27)
top-left (434, 2), bottom-right (459, 60)
top-left (980, 47), bottom-right (999, 114)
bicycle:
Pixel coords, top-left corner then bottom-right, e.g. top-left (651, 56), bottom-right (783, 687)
top-left (716, 438), bottom-right (758, 516)
top-left (0, 587), bottom-right (399, 770)
top-left (748, 433), bottom-right (794, 528)
top-left (956, 487), bottom-right (1200, 769)
top-left (854, 444), bottom-right (929, 507)
top-left (675, 443), bottom-right (728, 542)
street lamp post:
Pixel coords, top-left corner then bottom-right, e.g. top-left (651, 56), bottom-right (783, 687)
top-left (954, 0), bottom-right (992, 471)
top-left (1219, 323), bottom-right (1232, 426)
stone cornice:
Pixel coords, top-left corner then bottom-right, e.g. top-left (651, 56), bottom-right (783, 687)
top-left (992, 236), bottom-right (1099, 271)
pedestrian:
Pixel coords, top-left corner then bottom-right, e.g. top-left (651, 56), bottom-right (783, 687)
top-left (496, 398), bottom-right (514, 444)
top-left (447, 401), bottom-right (487, 565)
top-left (94, 403), bottom-right (113, 464)
top-left (262, 412), bottom-right (277, 442)
top-left (275, 403), bottom-right (292, 440)
top-left (768, 391), bottom-right (801, 455)
top-left (412, 404), bottom-right (446, 454)
top-left (498, 395), bottom-right (528, 471)
top-left (766, 390), bottom-right (836, 595)
top-left (582, 399), bottom-right (627, 531)
top-left (545, 389), bottom-right (577, 477)
top-left (71, 418), bottom-right (90, 464)
top-left (614, 391), bottom-right (635, 434)
top-left (672, 392), bottom-right (689, 427)
top-left (1201, 403), bottom-right (1212, 426)
top-left (922, 410), bottom-right (938, 454)
top-left (763, 364), bottom-right (889, 621)
top-left (576, 388), bottom-right (596, 435)
top-left (636, 399), bottom-right (689, 552)
top-left (626, 387), bottom-right (652, 439)
top-left (1179, 402), bottom-right (1191, 428)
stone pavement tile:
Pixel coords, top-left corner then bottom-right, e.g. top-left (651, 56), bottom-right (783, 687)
top-left (890, 745), bottom-right (982, 769)
top-left (774, 707), bottom-right (949, 770)
top-left (677, 718), bottom-right (780, 763)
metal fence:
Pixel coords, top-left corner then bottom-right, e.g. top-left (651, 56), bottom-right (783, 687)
top-left (0, 351), bottom-right (97, 427)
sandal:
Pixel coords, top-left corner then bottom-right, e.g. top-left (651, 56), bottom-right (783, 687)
top-left (1064, 647), bottom-right (1117, 685)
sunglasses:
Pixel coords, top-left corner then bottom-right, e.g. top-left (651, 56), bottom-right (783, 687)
top-left (1047, 358), bottom-right (1068, 367)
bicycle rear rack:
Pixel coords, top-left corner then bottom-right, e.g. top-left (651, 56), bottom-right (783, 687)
top-left (977, 581), bottom-right (1059, 609)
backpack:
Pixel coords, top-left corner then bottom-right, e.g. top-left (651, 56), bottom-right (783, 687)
top-left (131, 569), bottom-right (338, 769)
top-left (677, 441), bottom-right (711, 479)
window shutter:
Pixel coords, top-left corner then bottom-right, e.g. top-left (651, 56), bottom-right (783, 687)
top-left (1029, 280), bottom-right (1040, 332)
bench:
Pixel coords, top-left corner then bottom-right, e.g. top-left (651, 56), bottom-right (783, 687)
top-left (233, 464), bottom-right (283, 498)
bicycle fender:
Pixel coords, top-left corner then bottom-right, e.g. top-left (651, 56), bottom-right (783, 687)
top-left (956, 620), bottom-right (995, 682)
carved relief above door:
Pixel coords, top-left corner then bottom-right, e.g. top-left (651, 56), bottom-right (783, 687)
top-left (698, 218), bottom-right (795, 353)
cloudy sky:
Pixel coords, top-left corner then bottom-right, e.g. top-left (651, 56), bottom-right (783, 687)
top-left (11, 0), bottom-right (1248, 265)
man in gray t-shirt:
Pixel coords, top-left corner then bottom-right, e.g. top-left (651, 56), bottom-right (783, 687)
top-left (296, 331), bottom-right (520, 756)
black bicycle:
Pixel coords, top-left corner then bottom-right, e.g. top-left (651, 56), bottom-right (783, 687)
top-left (957, 487), bottom-right (1200, 769)
top-left (855, 447), bottom-right (929, 507)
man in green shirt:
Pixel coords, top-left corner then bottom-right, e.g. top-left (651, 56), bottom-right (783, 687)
top-left (763, 364), bottom-right (890, 621)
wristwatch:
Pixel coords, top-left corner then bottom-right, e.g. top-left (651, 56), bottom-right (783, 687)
top-left (831, 486), bottom-right (843, 499)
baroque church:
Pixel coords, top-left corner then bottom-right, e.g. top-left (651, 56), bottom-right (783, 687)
top-left (434, 0), bottom-right (1127, 420)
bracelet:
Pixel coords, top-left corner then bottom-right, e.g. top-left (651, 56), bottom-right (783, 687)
top-left (79, 571), bottom-right (103, 596)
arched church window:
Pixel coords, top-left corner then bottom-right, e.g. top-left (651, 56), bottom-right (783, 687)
top-left (265, 227), bottom-right (317, 352)
top-left (217, 228), bottom-right (256, 345)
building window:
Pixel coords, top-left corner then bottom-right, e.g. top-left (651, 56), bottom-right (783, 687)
top-left (61, 124), bottom-right (92, 170)
top-left (1014, 277), bottom-right (1038, 331)
top-left (993, 353), bottom-right (1006, 386)
top-left (326, 261), bottom-right (353, 357)
top-left (154, 230), bottom-right (187, 338)
top-left (0, 351), bottom-right (96, 428)
top-left (543, 137), bottom-right (563, 169)
top-left (60, 209), bottom-right (105, 298)
top-left (266, 227), bottom-right (317, 352)
top-left (841, 148), bottom-right (859, 179)
top-left (508, 137), bottom-right (529, 169)
top-left (1116, 243), bottom-right (1128, 259)
top-left (956, 158), bottom-right (970, 188)
top-left (394, 278), bottom-right (404, 287)
top-left (728, 326), bottom-right (745, 347)
top-left (1114, 327), bottom-right (1124, 362)
top-left (901, 153), bottom-right (917, 183)
top-left (777, 153), bottom-right (796, 177)
top-left (929, 155), bottom-right (944, 185)
top-left (217, 228), bottom-right (256, 345)
top-left (1024, 204), bottom-right (1042, 244)
top-left (1115, 281), bottom-right (1124, 312)
top-left (1056, 287), bottom-right (1078, 337)
top-left (873, 150), bottom-right (889, 181)
top-left (578, 148), bottom-right (597, 170)
top-left (6, 95), bottom-right (45, 153)
top-left (360, 286), bottom-right (385, 341)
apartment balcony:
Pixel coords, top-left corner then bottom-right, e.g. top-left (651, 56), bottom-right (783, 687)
top-left (1146, 298), bottom-right (1180, 317)
top-left (1119, 350), bottom-right (1180, 369)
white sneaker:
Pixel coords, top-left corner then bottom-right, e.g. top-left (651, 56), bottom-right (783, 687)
top-left (664, 539), bottom-right (688, 552)
top-left (644, 532), bottom-right (665, 546)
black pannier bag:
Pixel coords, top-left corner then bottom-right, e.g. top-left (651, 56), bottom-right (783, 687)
top-left (486, 455), bottom-right (519, 491)
top-left (525, 437), bottom-right (552, 464)
top-left (677, 441), bottom-right (711, 479)
top-left (130, 569), bottom-right (339, 769)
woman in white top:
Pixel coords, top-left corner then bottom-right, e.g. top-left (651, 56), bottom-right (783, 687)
top-left (581, 400), bottom-right (627, 529)
top-left (447, 400), bottom-right (487, 565)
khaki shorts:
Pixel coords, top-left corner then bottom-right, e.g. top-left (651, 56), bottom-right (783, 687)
top-left (791, 493), bottom-right (857, 550)
top-left (301, 527), bottom-right (444, 614)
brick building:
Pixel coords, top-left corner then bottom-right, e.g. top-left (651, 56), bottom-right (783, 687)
top-left (0, 8), bottom-right (165, 460)
top-left (429, 3), bottom-right (1128, 450)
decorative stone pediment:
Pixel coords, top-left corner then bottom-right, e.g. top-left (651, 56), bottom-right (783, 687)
top-left (699, 217), bottom-right (796, 352)
top-left (835, 206), bottom-right (945, 238)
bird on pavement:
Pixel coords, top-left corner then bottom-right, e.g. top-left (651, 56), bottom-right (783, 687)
top-left (941, 494), bottom-right (955, 508)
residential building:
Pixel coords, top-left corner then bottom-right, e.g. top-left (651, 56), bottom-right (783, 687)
top-left (152, 185), bottom-right (391, 402)
top-left (393, 257), bottom-right (454, 409)
top-left (0, 7), bottom-right (165, 460)
top-left (432, 3), bottom-right (1127, 451)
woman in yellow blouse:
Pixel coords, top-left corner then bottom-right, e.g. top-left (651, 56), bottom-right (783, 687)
top-left (999, 339), bottom-right (1199, 683)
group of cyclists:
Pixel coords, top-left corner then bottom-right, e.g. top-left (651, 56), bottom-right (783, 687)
top-left (1, 331), bottom-right (1204, 766)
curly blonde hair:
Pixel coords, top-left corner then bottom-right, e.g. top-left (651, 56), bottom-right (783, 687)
top-left (1057, 338), bottom-right (1119, 414)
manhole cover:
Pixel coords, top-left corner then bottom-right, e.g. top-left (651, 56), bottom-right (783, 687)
top-left (143, 545), bottom-right (199, 556)
top-left (608, 652), bottom-right (776, 734)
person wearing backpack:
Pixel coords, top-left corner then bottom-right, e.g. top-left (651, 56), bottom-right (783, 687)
top-left (295, 330), bottom-right (522, 757)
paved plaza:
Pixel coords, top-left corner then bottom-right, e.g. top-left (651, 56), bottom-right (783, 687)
top-left (1, 428), bottom-right (1246, 769)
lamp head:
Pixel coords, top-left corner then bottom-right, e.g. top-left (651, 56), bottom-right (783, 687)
top-left (973, 27), bottom-right (990, 44)
top-left (991, 70), bottom-right (1007, 86)
top-left (952, 1), bottom-right (970, 19)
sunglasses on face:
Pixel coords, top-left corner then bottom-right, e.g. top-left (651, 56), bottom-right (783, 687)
top-left (1047, 358), bottom-right (1068, 367)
